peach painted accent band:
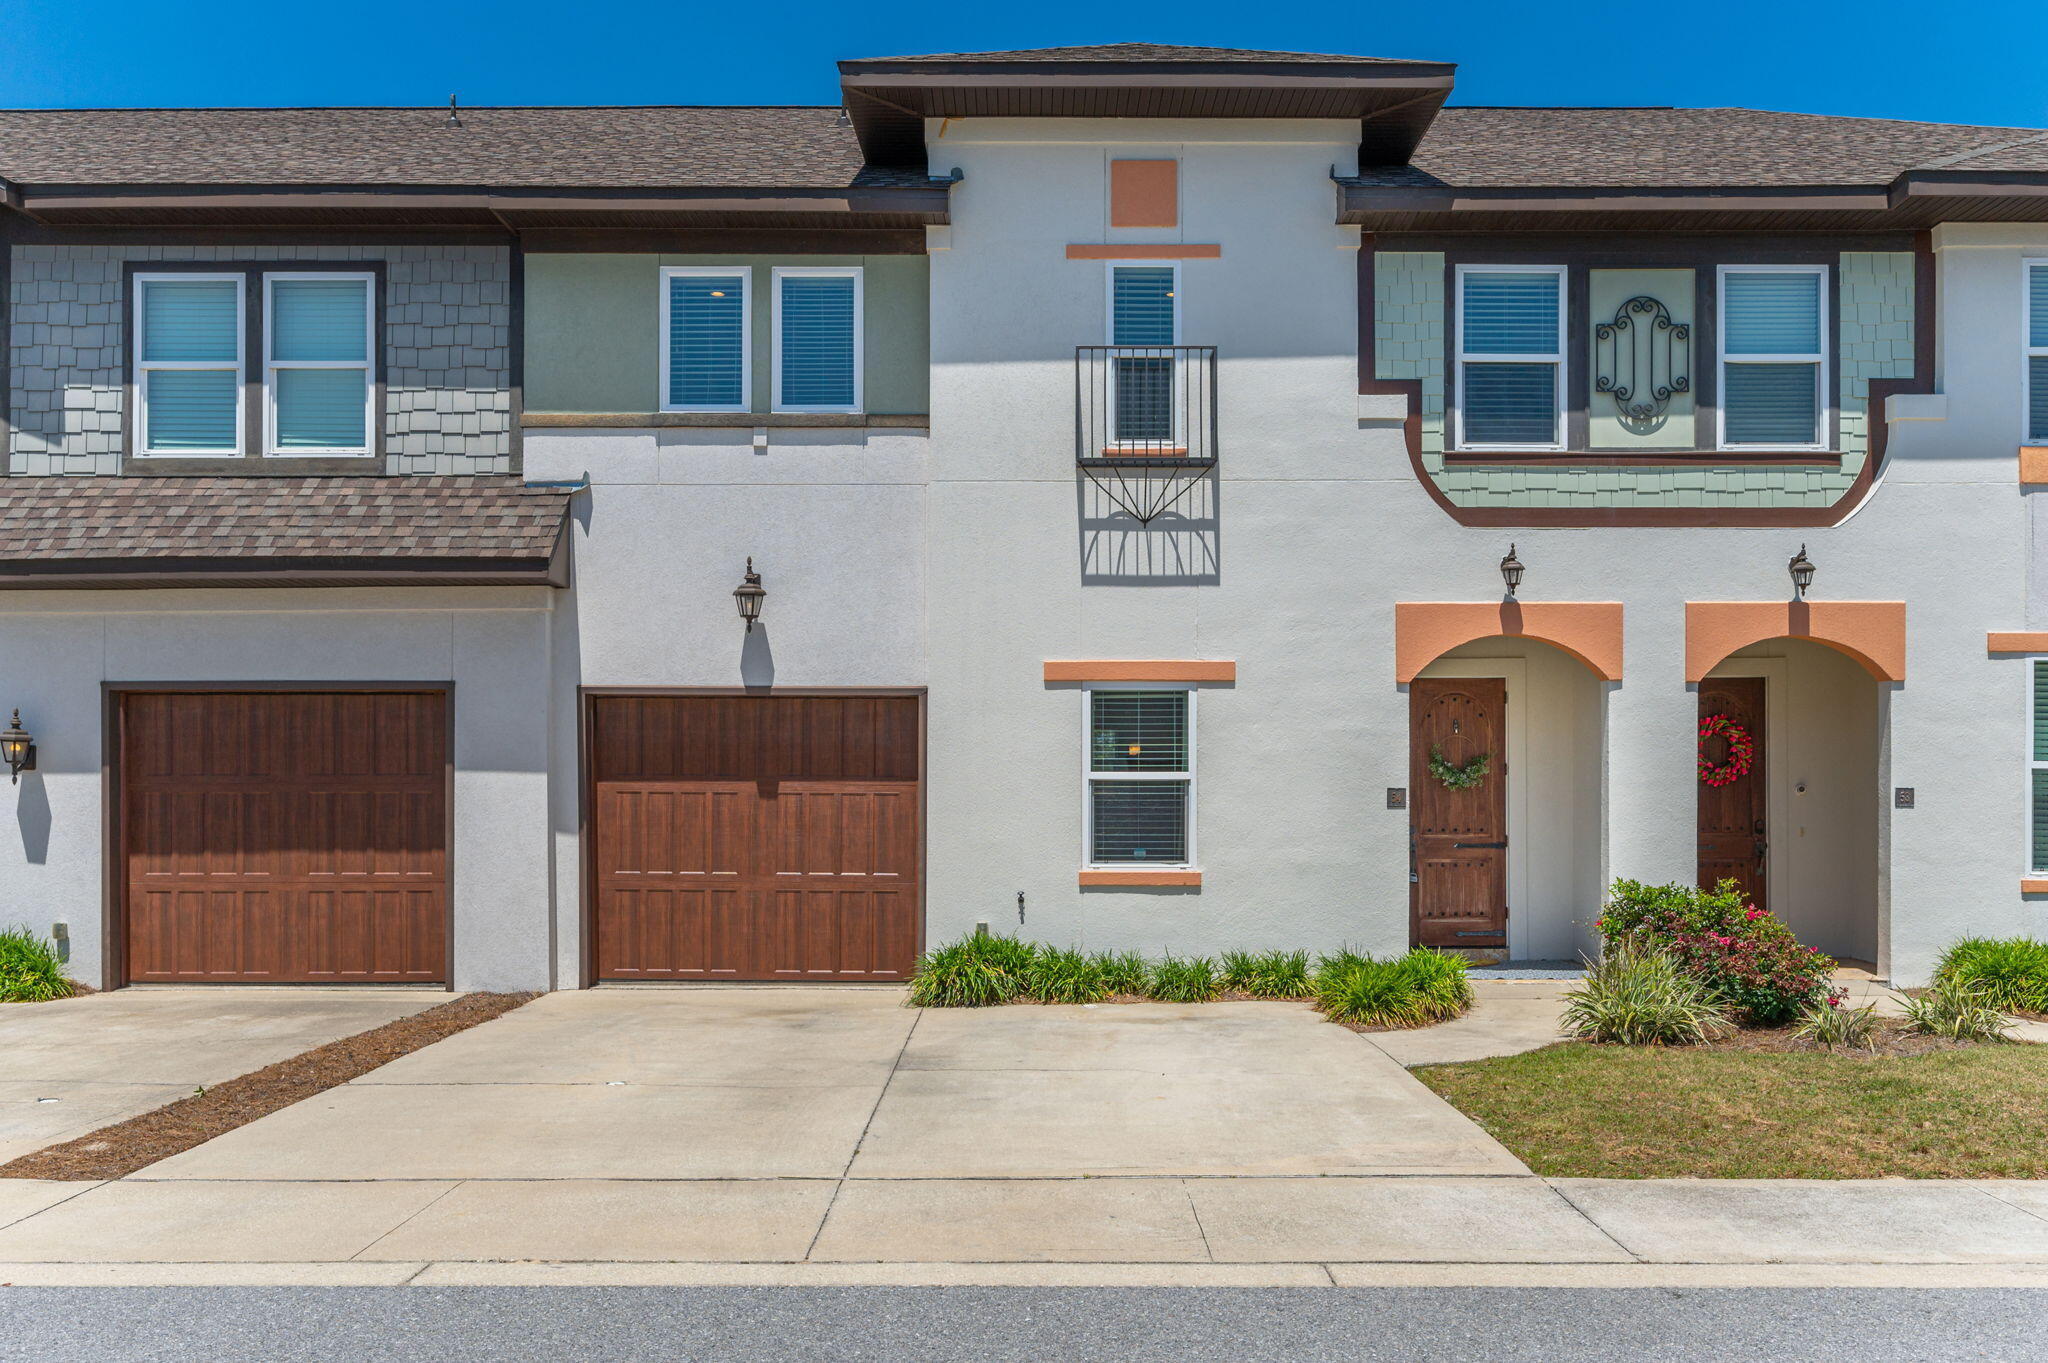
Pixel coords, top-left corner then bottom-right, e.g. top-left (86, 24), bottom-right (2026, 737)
top-left (1044, 660), bottom-right (1236, 683)
top-left (1685, 601), bottom-right (1906, 683)
top-left (1394, 602), bottom-right (1624, 684)
top-left (1110, 159), bottom-right (1178, 229)
top-left (2025, 880), bottom-right (2048, 895)
top-left (2023, 448), bottom-right (2048, 486)
top-left (1065, 244), bottom-right (1220, 260)
top-left (1988, 633), bottom-right (2048, 653)
top-left (1079, 870), bottom-right (1202, 887)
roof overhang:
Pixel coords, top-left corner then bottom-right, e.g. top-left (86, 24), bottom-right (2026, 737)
top-left (839, 55), bottom-right (1457, 166)
top-left (0, 551), bottom-right (568, 591)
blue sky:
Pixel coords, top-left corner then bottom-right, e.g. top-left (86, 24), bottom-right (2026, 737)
top-left (2, 0), bottom-right (2044, 128)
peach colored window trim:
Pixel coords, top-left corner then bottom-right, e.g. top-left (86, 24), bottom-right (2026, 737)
top-left (2022, 447), bottom-right (2048, 486)
top-left (1110, 160), bottom-right (1178, 229)
top-left (1394, 602), bottom-right (1624, 684)
top-left (1079, 870), bottom-right (1202, 887)
top-left (1044, 660), bottom-right (1236, 683)
top-left (2025, 880), bottom-right (2048, 895)
top-left (1685, 601), bottom-right (1906, 683)
top-left (1989, 632), bottom-right (2048, 654)
top-left (1065, 244), bottom-right (1220, 260)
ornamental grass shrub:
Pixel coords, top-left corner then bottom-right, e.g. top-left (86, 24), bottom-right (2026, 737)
top-left (1900, 977), bottom-right (2013, 1043)
top-left (0, 927), bottom-right (74, 1004)
top-left (1022, 947), bottom-right (1111, 1004)
top-left (906, 933), bottom-right (1034, 1007)
top-left (1220, 949), bottom-right (1313, 999)
top-left (1090, 950), bottom-right (1150, 997)
top-left (1934, 937), bottom-right (2048, 1015)
top-left (1598, 879), bottom-right (1837, 1026)
top-left (1312, 948), bottom-right (1472, 1029)
top-left (1561, 942), bottom-right (1732, 1046)
top-left (1147, 955), bottom-right (1220, 1003)
top-left (1791, 996), bottom-right (1882, 1052)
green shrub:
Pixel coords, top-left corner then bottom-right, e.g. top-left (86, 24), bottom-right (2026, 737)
top-left (0, 927), bottom-right (73, 1004)
top-left (1935, 938), bottom-right (2048, 1014)
top-left (1561, 943), bottom-right (1732, 1046)
top-left (1147, 955), bottom-right (1219, 1003)
top-left (907, 933), bottom-right (1034, 1007)
top-left (1090, 950), bottom-right (1150, 997)
top-left (1900, 978), bottom-right (2012, 1043)
top-left (1313, 949), bottom-right (1473, 1028)
top-left (1220, 949), bottom-right (1312, 999)
top-left (1791, 997), bottom-right (1882, 1051)
top-left (1023, 947), bottom-right (1110, 1004)
top-left (1596, 879), bottom-right (1836, 1026)
top-left (1598, 879), bottom-right (1750, 941)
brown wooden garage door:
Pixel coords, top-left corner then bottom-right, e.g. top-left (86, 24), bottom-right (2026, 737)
top-left (590, 695), bottom-right (921, 981)
top-left (120, 691), bottom-right (449, 984)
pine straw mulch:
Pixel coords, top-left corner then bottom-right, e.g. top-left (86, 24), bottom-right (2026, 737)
top-left (0, 991), bottom-right (536, 1181)
top-left (1695, 1017), bottom-right (1998, 1058)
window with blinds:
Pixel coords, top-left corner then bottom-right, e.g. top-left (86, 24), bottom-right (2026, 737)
top-left (1110, 265), bottom-right (1179, 445)
top-left (1455, 267), bottom-right (1564, 449)
top-left (2032, 660), bottom-right (2048, 874)
top-left (1086, 688), bottom-right (1193, 866)
top-left (265, 274), bottom-right (372, 455)
top-left (135, 275), bottom-right (244, 455)
top-left (662, 268), bottom-right (750, 411)
top-left (2028, 263), bottom-right (2048, 442)
top-left (1719, 267), bottom-right (1826, 449)
top-left (774, 268), bottom-right (862, 412)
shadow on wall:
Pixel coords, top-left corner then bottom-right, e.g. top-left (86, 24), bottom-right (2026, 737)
top-left (741, 626), bottom-right (776, 689)
top-left (15, 772), bottom-right (49, 865)
top-left (1077, 471), bottom-right (1220, 585)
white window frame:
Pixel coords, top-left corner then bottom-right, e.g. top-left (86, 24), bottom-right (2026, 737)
top-left (1081, 683), bottom-right (1197, 872)
top-left (1716, 264), bottom-right (1830, 453)
top-left (771, 265), bottom-right (863, 414)
top-left (262, 270), bottom-right (375, 458)
top-left (2030, 657), bottom-right (2048, 877)
top-left (659, 265), bottom-right (752, 413)
top-left (132, 271), bottom-right (245, 458)
top-left (1103, 262), bottom-right (1184, 452)
top-left (2026, 259), bottom-right (2048, 442)
top-left (1452, 263), bottom-right (1568, 453)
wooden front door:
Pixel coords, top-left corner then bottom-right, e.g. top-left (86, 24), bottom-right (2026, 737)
top-left (1409, 678), bottom-right (1508, 948)
top-left (590, 695), bottom-right (921, 982)
top-left (120, 691), bottom-right (449, 984)
top-left (1698, 676), bottom-right (1767, 908)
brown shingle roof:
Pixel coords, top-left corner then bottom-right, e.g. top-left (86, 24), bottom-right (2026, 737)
top-left (1358, 106), bottom-right (2048, 188)
top-left (0, 476), bottom-right (571, 563)
top-left (852, 43), bottom-right (1427, 64)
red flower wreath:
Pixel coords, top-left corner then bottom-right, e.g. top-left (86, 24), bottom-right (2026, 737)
top-left (1698, 713), bottom-right (1756, 788)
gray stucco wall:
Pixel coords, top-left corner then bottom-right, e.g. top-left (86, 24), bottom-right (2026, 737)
top-left (7, 243), bottom-right (511, 475)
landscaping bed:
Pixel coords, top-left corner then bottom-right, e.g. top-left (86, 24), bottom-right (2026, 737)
top-left (0, 990), bottom-right (535, 1181)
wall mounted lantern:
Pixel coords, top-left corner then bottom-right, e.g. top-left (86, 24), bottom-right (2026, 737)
top-left (1499, 544), bottom-right (1526, 599)
top-left (1788, 545), bottom-right (1816, 601)
top-left (1, 710), bottom-right (35, 784)
top-left (733, 558), bottom-right (766, 632)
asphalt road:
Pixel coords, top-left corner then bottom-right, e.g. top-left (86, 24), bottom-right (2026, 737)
top-left (2, 1287), bottom-right (2046, 1362)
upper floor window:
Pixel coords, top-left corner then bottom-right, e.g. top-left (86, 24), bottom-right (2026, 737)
top-left (773, 266), bottom-right (862, 413)
top-left (1718, 266), bottom-right (1827, 451)
top-left (2027, 261), bottom-right (2048, 442)
top-left (1109, 264), bottom-right (1179, 447)
top-left (1454, 266), bottom-right (1566, 451)
top-left (661, 267), bottom-right (750, 412)
top-left (263, 273), bottom-right (373, 456)
top-left (134, 274), bottom-right (244, 457)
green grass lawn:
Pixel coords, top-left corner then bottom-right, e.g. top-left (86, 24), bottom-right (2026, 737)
top-left (1417, 1041), bottom-right (2048, 1179)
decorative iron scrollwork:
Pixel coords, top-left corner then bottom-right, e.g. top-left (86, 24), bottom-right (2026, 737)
top-left (1594, 296), bottom-right (1691, 431)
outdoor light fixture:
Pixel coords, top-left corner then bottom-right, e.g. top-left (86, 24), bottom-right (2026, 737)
top-left (1788, 545), bottom-right (1816, 601)
top-left (1499, 544), bottom-right (1526, 599)
top-left (733, 558), bottom-right (766, 632)
top-left (0, 710), bottom-right (35, 784)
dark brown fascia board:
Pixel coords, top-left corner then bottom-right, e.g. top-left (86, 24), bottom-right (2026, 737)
top-left (1342, 170), bottom-right (2048, 223)
top-left (838, 57), bottom-right (1456, 82)
top-left (0, 554), bottom-right (566, 590)
top-left (14, 182), bottom-right (954, 221)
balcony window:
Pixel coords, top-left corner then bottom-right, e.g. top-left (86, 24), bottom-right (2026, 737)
top-left (2028, 261), bottom-right (2048, 442)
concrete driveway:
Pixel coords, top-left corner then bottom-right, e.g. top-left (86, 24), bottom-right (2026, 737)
top-left (0, 988), bottom-right (446, 1163)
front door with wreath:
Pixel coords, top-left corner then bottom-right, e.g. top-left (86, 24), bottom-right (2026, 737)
top-left (1409, 678), bottom-right (1507, 949)
top-left (1697, 676), bottom-right (1767, 910)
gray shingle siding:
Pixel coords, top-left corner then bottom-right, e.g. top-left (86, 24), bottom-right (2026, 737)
top-left (7, 243), bottom-right (512, 476)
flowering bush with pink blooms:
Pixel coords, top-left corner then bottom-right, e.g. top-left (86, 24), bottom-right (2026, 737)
top-left (1596, 879), bottom-right (1839, 1026)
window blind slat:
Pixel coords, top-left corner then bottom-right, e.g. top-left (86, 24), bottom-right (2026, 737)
top-left (270, 278), bottom-right (367, 362)
top-left (143, 369), bottom-right (238, 450)
top-left (668, 274), bottom-right (747, 408)
top-left (1723, 363), bottom-right (1819, 445)
top-left (141, 279), bottom-right (238, 363)
top-left (1461, 272), bottom-right (1559, 354)
top-left (1462, 362), bottom-right (1557, 444)
top-left (1091, 691), bottom-right (1188, 772)
top-left (1091, 782), bottom-right (1189, 863)
top-left (1112, 267), bottom-right (1176, 346)
top-left (272, 368), bottom-right (367, 449)
top-left (779, 275), bottom-right (856, 407)
top-left (1724, 272), bottom-right (1821, 354)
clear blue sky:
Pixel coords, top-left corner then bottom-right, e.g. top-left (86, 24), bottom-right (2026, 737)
top-left (2, 0), bottom-right (2044, 128)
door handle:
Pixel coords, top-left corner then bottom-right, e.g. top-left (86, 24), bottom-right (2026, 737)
top-left (1453, 841), bottom-right (1507, 850)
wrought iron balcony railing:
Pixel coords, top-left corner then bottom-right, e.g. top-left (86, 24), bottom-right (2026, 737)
top-left (1075, 345), bottom-right (1218, 468)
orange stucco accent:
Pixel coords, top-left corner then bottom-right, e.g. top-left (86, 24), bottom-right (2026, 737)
top-left (1044, 660), bottom-right (1236, 683)
top-left (1065, 243), bottom-right (1220, 260)
top-left (1685, 601), bottom-right (1906, 683)
top-left (2022, 447), bottom-right (2048, 486)
top-left (1079, 870), bottom-right (1202, 887)
top-left (1989, 632), bottom-right (2048, 654)
top-left (2023, 879), bottom-right (2048, 895)
top-left (1110, 159), bottom-right (1178, 228)
top-left (1394, 602), bottom-right (1625, 684)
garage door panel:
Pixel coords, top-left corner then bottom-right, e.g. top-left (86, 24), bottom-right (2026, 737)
top-left (597, 884), bottom-right (749, 979)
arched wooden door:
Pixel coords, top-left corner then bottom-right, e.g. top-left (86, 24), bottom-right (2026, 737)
top-left (1697, 676), bottom-right (1767, 908)
top-left (1409, 678), bottom-right (1507, 949)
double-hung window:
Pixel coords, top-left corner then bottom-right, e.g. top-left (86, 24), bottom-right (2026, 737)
top-left (773, 266), bottom-right (862, 413)
top-left (2031, 659), bottom-right (2048, 876)
top-left (1719, 266), bottom-right (1827, 450)
top-left (134, 274), bottom-right (245, 457)
top-left (1455, 266), bottom-right (1566, 450)
top-left (661, 266), bottom-right (750, 412)
top-left (1085, 688), bottom-right (1194, 868)
top-left (2027, 261), bottom-right (2048, 442)
top-left (264, 273), bottom-right (373, 456)
top-left (1109, 264), bottom-right (1179, 448)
